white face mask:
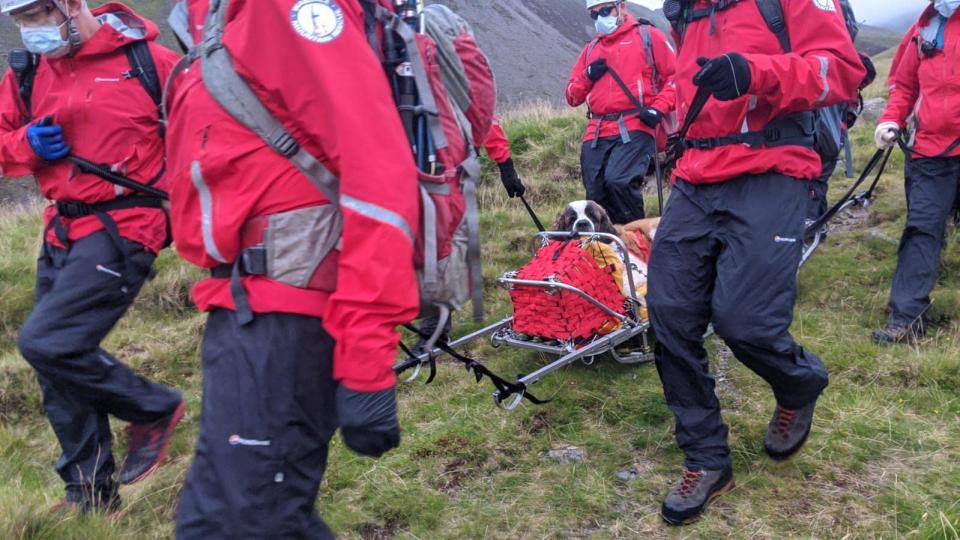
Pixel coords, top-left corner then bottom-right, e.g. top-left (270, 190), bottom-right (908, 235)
top-left (595, 13), bottom-right (620, 35)
top-left (20, 21), bottom-right (69, 56)
top-left (935, 0), bottom-right (960, 18)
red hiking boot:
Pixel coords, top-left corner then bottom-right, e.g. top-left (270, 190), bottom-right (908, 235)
top-left (119, 400), bottom-right (185, 485)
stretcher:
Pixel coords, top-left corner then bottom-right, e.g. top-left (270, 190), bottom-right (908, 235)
top-left (395, 231), bottom-right (654, 411)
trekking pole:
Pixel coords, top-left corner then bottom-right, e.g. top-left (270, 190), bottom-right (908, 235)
top-left (604, 66), bottom-right (667, 214)
top-left (67, 155), bottom-right (169, 200)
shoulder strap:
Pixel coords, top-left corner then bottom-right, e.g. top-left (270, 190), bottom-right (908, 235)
top-left (124, 40), bottom-right (165, 138)
top-left (755, 0), bottom-right (791, 53)
top-left (638, 25), bottom-right (659, 94)
top-left (6, 49), bottom-right (40, 125)
top-left (123, 40), bottom-right (163, 109)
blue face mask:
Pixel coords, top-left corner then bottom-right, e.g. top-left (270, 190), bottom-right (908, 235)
top-left (20, 22), bottom-right (69, 55)
top-left (935, 0), bottom-right (960, 18)
top-left (595, 14), bottom-right (620, 35)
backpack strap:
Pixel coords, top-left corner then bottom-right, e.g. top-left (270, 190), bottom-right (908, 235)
top-left (123, 40), bottom-right (165, 137)
top-left (6, 49), bottom-right (39, 126)
top-left (638, 24), bottom-right (659, 94)
top-left (755, 0), bottom-right (791, 53)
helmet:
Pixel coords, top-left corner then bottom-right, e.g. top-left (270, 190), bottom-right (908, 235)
top-left (586, 0), bottom-right (621, 9)
top-left (1, 0), bottom-right (43, 15)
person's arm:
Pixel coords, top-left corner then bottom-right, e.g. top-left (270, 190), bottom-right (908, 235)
top-left (565, 45), bottom-right (594, 107)
top-left (0, 69), bottom-right (41, 178)
top-left (879, 40), bottom-right (920, 129)
top-left (483, 117), bottom-right (525, 198)
top-left (482, 118), bottom-right (511, 164)
top-left (649, 28), bottom-right (677, 115)
top-left (226, 0), bottom-right (419, 393)
top-left (743, 0), bottom-right (866, 114)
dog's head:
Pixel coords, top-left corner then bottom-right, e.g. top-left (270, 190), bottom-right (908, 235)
top-left (554, 200), bottom-right (617, 236)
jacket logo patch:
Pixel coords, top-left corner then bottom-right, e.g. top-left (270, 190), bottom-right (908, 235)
top-left (813, 0), bottom-right (837, 11)
top-left (291, 0), bottom-right (344, 44)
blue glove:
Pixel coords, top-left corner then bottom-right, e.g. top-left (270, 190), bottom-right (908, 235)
top-left (27, 116), bottom-right (70, 161)
top-left (336, 385), bottom-right (400, 458)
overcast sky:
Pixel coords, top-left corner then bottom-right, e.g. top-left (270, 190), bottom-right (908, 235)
top-left (627, 0), bottom-right (928, 27)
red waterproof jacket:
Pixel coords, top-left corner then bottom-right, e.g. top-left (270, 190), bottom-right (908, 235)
top-left (167, 0), bottom-right (420, 392)
top-left (0, 3), bottom-right (176, 253)
top-left (566, 14), bottom-right (677, 143)
top-left (483, 117), bottom-right (511, 164)
top-left (672, 0), bottom-right (865, 184)
top-left (880, 7), bottom-right (960, 158)
top-left (888, 23), bottom-right (916, 90)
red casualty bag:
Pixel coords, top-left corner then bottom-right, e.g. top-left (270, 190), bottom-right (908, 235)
top-left (510, 240), bottom-right (626, 341)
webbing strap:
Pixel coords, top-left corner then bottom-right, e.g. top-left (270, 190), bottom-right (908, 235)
top-left (461, 153), bottom-right (485, 323)
top-left (420, 186), bottom-right (438, 288)
top-left (200, 0), bottom-right (341, 206)
top-left (681, 112), bottom-right (815, 150)
top-left (639, 25), bottom-right (658, 94)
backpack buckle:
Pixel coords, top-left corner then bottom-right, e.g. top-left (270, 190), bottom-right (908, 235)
top-left (764, 126), bottom-right (782, 143)
top-left (271, 131), bottom-right (300, 157)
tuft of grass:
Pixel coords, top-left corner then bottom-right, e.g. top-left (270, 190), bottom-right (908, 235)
top-left (2, 53), bottom-right (960, 539)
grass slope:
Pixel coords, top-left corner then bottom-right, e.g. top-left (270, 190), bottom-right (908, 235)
top-left (1, 60), bottom-right (959, 539)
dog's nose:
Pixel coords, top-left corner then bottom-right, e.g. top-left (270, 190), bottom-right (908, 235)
top-left (573, 219), bottom-right (594, 233)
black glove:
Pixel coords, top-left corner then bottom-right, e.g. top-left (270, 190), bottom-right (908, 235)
top-left (497, 158), bottom-right (525, 198)
top-left (638, 108), bottom-right (663, 129)
top-left (693, 53), bottom-right (751, 101)
top-left (586, 58), bottom-right (608, 82)
top-left (336, 385), bottom-right (400, 458)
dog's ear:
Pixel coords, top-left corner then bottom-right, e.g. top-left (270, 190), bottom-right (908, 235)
top-left (593, 204), bottom-right (618, 236)
top-left (554, 206), bottom-right (573, 231)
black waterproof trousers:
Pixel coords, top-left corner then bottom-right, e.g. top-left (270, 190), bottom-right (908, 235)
top-left (176, 309), bottom-right (339, 540)
top-left (580, 131), bottom-right (653, 224)
top-left (647, 173), bottom-right (829, 470)
top-left (809, 157), bottom-right (839, 221)
top-left (17, 232), bottom-right (182, 499)
top-left (887, 157), bottom-right (960, 326)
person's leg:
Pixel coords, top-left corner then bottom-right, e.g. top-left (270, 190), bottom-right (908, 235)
top-left (712, 174), bottom-right (828, 406)
top-left (709, 174), bottom-right (828, 458)
top-left (885, 157), bottom-right (960, 329)
top-left (18, 233), bottom-right (182, 491)
top-left (18, 233), bottom-right (181, 423)
top-left (602, 132), bottom-right (654, 223)
top-left (581, 139), bottom-right (616, 215)
top-left (647, 182), bottom-right (727, 470)
top-left (176, 310), bottom-right (339, 539)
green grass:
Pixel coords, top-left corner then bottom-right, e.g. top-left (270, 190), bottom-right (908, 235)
top-left (2, 57), bottom-right (959, 539)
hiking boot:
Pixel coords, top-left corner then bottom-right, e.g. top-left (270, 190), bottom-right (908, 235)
top-left (764, 400), bottom-right (817, 461)
top-left (119, 399), bottom-right (185, 485)
top-left (52, 485), bottom-right (122, 517)
top-left (660, 466), bottom-right (735, 526)
top-left (871, 320), bottom-right (925, 345)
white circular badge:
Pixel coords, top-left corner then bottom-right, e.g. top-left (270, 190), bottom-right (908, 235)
top-left (812, 0), bottom-right (837, 12)
top-left (291, 0), bottom-right (344, 44)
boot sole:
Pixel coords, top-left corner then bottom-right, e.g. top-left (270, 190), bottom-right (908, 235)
top-left (121, 400), bottom-right (185, 485)
top-left (765, 425), bottom-right (812, 462)
top-left (661, 478), bottom-right (736, 526)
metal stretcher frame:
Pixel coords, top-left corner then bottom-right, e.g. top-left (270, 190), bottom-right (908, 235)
top-left (396, 231), bottom-right (655, 410)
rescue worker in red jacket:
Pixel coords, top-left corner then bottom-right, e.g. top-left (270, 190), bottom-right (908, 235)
top-left (165, 0), bottom-right (420, 537)
top-left (0, 0), bottom-right (184, 514)
top-left (872, 0), bottom-right (960, 344)
top-left (646, 0), bottom-right (865, 525)
top-left (566, 0), bottom-right (676, 224)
